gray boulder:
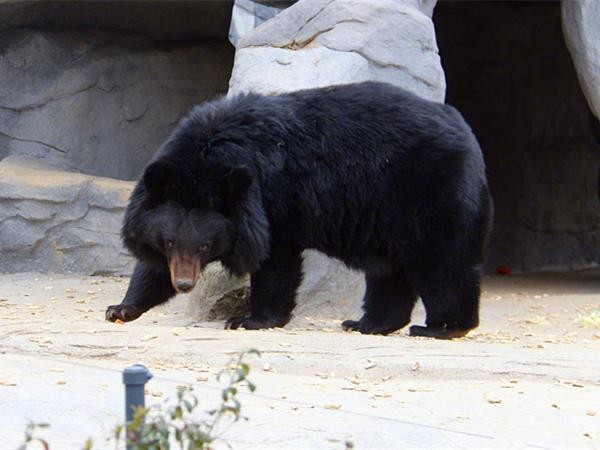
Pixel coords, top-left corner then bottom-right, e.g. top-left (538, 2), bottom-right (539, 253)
top-left (0, 156), bottom-right (135, 274)
top-left (230, 0), bottom-right (445, 102)
top-left (0, 29), bottom-right (233, 181)
top-left (229, 0), bottom-right (290, 47)
top-left (562, 0), bottom-right (600, 119)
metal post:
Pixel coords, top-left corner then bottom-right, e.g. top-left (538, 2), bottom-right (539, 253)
top-left (123, 364), bottom-right (153, 449)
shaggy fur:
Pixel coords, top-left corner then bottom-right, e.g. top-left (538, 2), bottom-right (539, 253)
top-left (105, 81), bottom-right (493, 339)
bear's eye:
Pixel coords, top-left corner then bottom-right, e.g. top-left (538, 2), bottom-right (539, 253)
top-left (200, 242), bottom-right (211, 252)
top-left (166, 240), bottom-right (174, 249)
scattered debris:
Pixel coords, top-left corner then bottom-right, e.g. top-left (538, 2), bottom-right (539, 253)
top-left (408, 387), bottom-right (435, 392)
top-left (496, 265), bottom-right (512, 276)
top-left (364, 359), bottom-right (377, 370)
top-left (141, 334), bottom-right (158, 342)
top-left (324, 403), bottom-right (341, 410)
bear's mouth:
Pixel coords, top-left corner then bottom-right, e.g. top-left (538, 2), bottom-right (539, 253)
top-left (168, 252), bottom-right (202, 294)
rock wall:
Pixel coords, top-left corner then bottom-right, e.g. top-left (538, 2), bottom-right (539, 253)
top-left (0, 29), bottom-right (233, 181)
top-left (0, 157), bottom-right (135, 274)
top-left (0, 1), bottom-right (235, 274)
top-left (434, 1), bottom-right (600, 272)
top-left (0, 1), bottom-right (234, 41)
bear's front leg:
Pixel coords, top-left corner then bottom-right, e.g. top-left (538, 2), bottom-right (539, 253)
top-left (106, 262), bottom-right (176, 323)
top-left (226, 244), bottom-right (302, 330)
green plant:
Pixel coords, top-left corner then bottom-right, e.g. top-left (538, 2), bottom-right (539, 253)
top-left (579, 310), bottom-right (600, 329)
top-left (17, 349), bottom-right (260, 450)
top-left (16, 422), bottom-right (50, 450)
top-left (120, 349), bottom-right (260, 450)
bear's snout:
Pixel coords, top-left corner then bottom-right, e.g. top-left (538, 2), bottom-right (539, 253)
top-left (169, 252), bottom-right (202, 294)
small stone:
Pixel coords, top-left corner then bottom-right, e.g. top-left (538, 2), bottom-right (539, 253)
top-left (324, 403), bottom-right (342, 410)
top-left (141, 334), bottom-right (158, 341)
top-left (364, 360), bottom-right (377, 370)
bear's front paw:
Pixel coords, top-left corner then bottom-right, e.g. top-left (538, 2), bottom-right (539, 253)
top-left (225, 315), bottom-right (289, 330)
top-left (408, 324), bottom-right (470, 340)
top-left (342, 318), bottom-right (403, 335)
top-left (105, 304), bottom-right (145, 323)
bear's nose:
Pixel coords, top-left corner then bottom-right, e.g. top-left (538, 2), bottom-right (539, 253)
top-left (175, 279), bottom-right (194, 293)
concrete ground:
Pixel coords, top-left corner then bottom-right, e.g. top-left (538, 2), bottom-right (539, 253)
top-left (1, 271), bottom-right (599, 449)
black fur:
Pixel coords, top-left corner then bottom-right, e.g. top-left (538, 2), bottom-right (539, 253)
top-left (106, 81), bottom-right (493, 339)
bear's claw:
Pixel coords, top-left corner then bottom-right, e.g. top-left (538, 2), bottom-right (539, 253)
top-left (225, 315), bottom-right (289, 330)
top-left (105, 304), bottom-right (145, 323)
top-left (408, 324), bottom-right (470, 340)
top-left (341, 319), bottom-right (402, 335)
top-left (341, 319), bottom-right (361, 332)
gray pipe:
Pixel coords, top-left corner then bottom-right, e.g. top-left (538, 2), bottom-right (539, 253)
top-left (122, 364), bottom-right (153, 449)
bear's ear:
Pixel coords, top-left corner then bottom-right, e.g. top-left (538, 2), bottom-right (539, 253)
top-left (223, 166), bottom-right (253, 202)
top-left (143, 160), bottom-right (177, 194)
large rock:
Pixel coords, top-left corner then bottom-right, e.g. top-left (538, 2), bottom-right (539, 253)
top-left (0, 157), bottom-right (135, 274)
top-left (0, 29), bottom-right (233, 180)
top-left (229, 0), bottom-right (289, 46)
top-left (562, 0), bottom-right (600, 119)
top-left (188, 0), bottom-right (444, 322)
top-left (229, 0), bottom-right (445, 101)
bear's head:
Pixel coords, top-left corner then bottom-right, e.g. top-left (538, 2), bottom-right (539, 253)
top-left (122, 154), bottom-right (270, 293)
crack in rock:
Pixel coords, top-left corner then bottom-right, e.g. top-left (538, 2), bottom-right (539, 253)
top-left (0, 130), bottom-right (68, 154)
top-left (0, 79), bottom-right (102, 113)
top-left (294, 0), bottom-right (337, 42)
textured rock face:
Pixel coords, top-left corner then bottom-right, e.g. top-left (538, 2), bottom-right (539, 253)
top-left (185, 263), bottom-right (249, 320)
top-left (0, 2), bottom-right (235, 274)
top-left (189, 0), bottom-right (444, 321)
top-left (0, 1), bottom-right (234, 41)
top-left (229, 0), bottom-right (289, 46)
top-left (230, 0), bottom-right (445, 102)
top-left (0, 29), bottom-right (233, 180)
top-left (435, 1), bottom-right (600, 273)
top-left (562, 0), bottom-right (600, 120)
top-left (0, 157), bottom-right (135, 274)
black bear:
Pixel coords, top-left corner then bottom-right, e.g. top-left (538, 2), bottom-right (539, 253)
top-left (105, 81), bottom-right (493, 339)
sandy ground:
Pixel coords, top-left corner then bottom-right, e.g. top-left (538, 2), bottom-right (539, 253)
top-left (1, 271), bottom-right (599, 449)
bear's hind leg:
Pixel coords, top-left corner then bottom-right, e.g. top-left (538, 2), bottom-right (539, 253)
top-left (342, 271), bottom-right (417, 335)
top-left (226, 244), bottom-right (302, 330)
top-left (106, 262), bottom-right (176, 322)
top-left (408, 266), bottom-right (481, 339)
